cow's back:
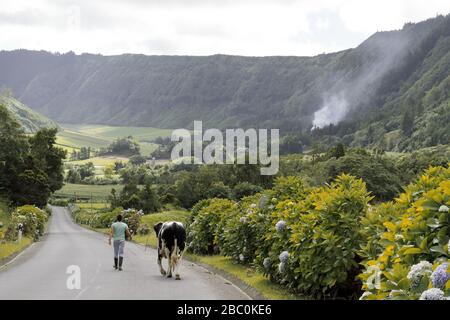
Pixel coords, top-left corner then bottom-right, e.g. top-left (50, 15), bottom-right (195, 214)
top-left (161, 222), bottom-right (186, 252)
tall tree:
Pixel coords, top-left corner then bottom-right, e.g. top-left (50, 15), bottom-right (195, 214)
top-left (29, 128), bottom-right (66, 192)
top-left (0, 105), bottom-right (28, 199)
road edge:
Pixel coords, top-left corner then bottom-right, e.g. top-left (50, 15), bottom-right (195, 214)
top-left (67, 207), bottom-right (264, 300)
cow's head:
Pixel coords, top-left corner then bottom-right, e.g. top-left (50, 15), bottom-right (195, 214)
top-left (154, 222), bottom-right (164, 236)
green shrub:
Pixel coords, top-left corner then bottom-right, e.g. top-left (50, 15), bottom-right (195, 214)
top-left (258, 174), bottom-right (372, 299)
top-left (187, 198), bottom-right (238, 254)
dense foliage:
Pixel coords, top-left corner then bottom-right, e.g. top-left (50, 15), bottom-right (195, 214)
top-left (0, 105), bottom-right (65, 207)
top-left (186, 164), bottom-right (449, 299)
top-left (187, 174), bottom-right (372, 298)
top-left (100, 136), bottom-right (140, 156)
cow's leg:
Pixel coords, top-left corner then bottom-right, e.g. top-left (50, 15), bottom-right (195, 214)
top-left (166, 248), bottom-right (172, 278)
top-left (175, 250), bottom-right (183, 280)
top-left (158, 252), bottom-right (166, 276)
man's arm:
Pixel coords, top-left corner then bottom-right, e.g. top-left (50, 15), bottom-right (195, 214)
top-left (109, 226), bottom-right (114, 245)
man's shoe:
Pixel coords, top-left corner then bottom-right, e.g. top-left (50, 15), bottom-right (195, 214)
top-left (118, 257), bottom-right (123, 271)
top-left (114, 258), bottom-right (118, 270)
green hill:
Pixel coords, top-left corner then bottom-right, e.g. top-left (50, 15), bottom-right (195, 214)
top-left (0, 94), bottom-right (58, 133)
top-left (0, 14), bottom-right (449, 151)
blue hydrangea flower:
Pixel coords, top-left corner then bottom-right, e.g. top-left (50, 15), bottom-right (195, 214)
top-left (431, 263), bottom-right (450, 289)
top-left (240, 216), bottom-right (247, 223)
top-left (438, 205), bottom-right (449, 213)
top-left (275, 220), bottom-right (286, 232)
top-left (263, 258), bottom-right (271, 270)
top-left (419, 288), bottom-right (446, 300)
top-left (407, 261), bottom-right (432, 288)
top-left (279, 251), bottom-right (289, 264)
top-left (239, 254), bottom-right (245, 262)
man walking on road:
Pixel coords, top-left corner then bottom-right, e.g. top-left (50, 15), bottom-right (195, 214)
top-left (109, 214), bottom-right (132, 271)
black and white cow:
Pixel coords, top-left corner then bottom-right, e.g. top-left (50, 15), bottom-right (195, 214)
top-left (154, 221), bottom-right (186, 280)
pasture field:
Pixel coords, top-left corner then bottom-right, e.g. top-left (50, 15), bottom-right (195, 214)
top-left (61, 124), bottom-right (172, 142)
top-left (57, 124), bottom-right (172, 158)
top-left (55, 183), bottom-right (122, 200)
top-left (68, 156), bottom-right (128, 167)
top-left (56, 129), bottom-right (111, 149)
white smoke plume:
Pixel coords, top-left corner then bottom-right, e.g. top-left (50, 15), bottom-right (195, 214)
top-left (311, 26), bottom-right (414, 128)
top-left (312, 94), bottom-right (349, 128)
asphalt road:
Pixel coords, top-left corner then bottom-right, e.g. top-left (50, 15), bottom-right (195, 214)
top-left (0, 207), bottom-right (250, 300)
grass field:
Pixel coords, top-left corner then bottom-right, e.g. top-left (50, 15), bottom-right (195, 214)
top-left (68, 156), bottom-right (128, 167)
top-left (56, 129), bottom-right (111, 149)
top-left (57, 124), bottom-right (172, 158)
top-left (61, 124), bottom-right (172, 142)
top-left (55, 183), bottom-right (122, 200)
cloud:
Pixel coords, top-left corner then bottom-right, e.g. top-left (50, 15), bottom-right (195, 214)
top-left (0, 0), bottom-right (449, 56)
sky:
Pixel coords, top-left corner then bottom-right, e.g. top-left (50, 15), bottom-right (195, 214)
top-left (1, 0), bottom-right (450, 57)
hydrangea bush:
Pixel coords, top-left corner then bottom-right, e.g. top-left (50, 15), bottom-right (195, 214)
top-left (187, 198), bottom-right (238, 254)
top-left (5, 205), bottom-right (49, 241)
top-left (359, 165), bottom-right (450, 300)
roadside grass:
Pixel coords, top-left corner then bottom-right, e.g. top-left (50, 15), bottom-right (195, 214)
top-left (0, 237), bottom-right (33, 261)
top-left (192, 255), bottom-right (302, 300)
top-left (55, 183), bottom-right (122, 200)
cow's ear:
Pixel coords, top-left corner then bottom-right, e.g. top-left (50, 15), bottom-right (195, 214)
top-left (154, 222), bottom-right (163, 235)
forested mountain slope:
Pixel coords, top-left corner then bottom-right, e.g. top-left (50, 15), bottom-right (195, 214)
top-left (0, 14), bottom-right (449, 150)
top-left (0, 94), bottom-right (58, 133)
